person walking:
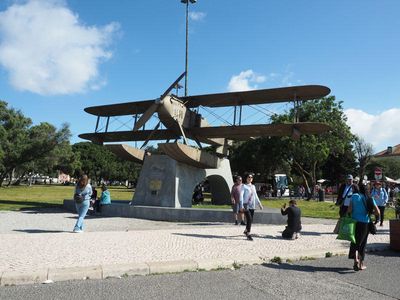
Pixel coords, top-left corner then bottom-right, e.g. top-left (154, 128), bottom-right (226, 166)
top-left (230, 175), bottom-right (245, 225)
top-left (336, 174), bottom-right (356, 217)
top-left (73, 174), bottom-right (92, 233)
top-left (239, 173), bottom-right (260, 241)
top-left (370, 181), bottom-right (388, 226)
top-left (347, 184), bottom-right (380, 271)
top-left (281, 200), bottom-right (302, 239)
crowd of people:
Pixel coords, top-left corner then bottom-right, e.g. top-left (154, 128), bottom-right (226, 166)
top-left (72, 171), bottom-right (395, 272)
top-left (335, 174), bottom-right (393, 271)
top-left (229, 171), bottom-right (394, 271)
top-left (231, 173), bottom-right (300, 241)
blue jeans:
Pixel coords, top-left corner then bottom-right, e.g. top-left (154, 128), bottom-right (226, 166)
top-left (74, 200), bottom-right (90, 231)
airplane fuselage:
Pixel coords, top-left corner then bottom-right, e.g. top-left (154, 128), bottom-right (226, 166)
top-left (157, 95), bottom-right (225, 146)
top-left (157, 95), bottom-right (198, 131)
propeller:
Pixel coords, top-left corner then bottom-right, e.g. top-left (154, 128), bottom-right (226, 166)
top-left (133, 72), bottom-right (186, 131)
top-left (133, 102), bottom-right (159, 131)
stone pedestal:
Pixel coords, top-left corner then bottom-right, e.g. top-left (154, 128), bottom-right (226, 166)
top-left (389, 219), bottom-right (400, 251)
top-left (132, 155), bottom-right (233, 208)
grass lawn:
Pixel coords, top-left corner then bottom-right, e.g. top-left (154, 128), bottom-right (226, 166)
top-left (0, 185), bottom-right (396, 220)
top-left (0, 185), bottom-right (133, 211)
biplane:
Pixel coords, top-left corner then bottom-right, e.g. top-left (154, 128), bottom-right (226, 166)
top-left (79, 72), bottom-right (331, 169)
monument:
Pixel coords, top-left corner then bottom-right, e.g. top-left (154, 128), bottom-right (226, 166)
top-left (79, 73), bottom-right (331, 208)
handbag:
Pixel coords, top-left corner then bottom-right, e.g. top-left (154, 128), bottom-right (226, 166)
top-left (368, 221), bottom-right (377, 235)
top-left (336, 216), bottom-right (356, 243)
top-left (361, 196), bottom-right (377, 235)
top-left (74, 193), bottom-right (84, 204)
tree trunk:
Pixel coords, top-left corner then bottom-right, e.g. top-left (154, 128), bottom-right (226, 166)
top-left (292, 160), bottom-right (313, 200)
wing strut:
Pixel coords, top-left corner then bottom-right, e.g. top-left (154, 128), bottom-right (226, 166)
top-left (176, 119), bottom-right (189, 145)
top-left (140, 121), bottom-right (162, 149)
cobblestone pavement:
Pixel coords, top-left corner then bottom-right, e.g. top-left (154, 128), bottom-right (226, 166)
top-left (0, 209), bottom-right (390, 276)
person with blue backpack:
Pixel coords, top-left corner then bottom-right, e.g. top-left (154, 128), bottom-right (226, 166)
top-left (347, 184), bottom-right (380, 271)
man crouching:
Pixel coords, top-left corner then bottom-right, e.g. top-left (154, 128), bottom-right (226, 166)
top-left (281, 200), bottom-right (302, 239)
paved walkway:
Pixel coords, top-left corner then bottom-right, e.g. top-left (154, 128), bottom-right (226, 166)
top-left (0, 208), bottom-right (390, 285)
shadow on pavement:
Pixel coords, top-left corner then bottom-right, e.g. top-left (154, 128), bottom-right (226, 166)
top-left (178, 222), bottom-right (226, 226)
top-left (13, 229), bottom-right (68, 233)
top-left (299, 231), bottom-right (322, 236)
top-left (172, 233), bottom-right (243, 240)
top-left (368, 249), bottom-right (400, 258)
top-left (261, 262), bottom-right (353, 274)
top-left (0, 200), bottom-right (63, 213)
top-left (263, 235), bottom-right (280, 239)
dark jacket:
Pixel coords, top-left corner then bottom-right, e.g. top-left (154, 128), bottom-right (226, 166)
top-left (336, 183), bottom-right (356, 206)
top-left (281, 206), bottom-right (302, 232)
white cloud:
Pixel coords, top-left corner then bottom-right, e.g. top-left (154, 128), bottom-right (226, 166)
top-left (227, 70), bottom-right (266, 92)
top-left (0, 0), bottom-right (119, 96)
top-left (345, 108), bottom-right (400, 152)
top-left (189, 11), bottom-right (206, 21)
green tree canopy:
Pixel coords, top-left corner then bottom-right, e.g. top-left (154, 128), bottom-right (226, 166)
top-left (71, 142), bottom-right (139, 185)
top-left (0, 101), bottom-right (71, 186)
top-left (271, 96), bottom-right (356, 192)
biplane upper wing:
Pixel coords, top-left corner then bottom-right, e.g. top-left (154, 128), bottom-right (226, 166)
top-left (182, 85), bottom-right (330, 108)
top-left (79, 129), bottom-right (179, 143)
top-left (83, 85), bottom-right (329, 117)
top-left (84, 98), bottom-right (156, 117)
top-left (188, 122), bottom-right (331, 140)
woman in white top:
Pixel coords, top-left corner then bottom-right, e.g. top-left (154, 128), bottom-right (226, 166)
top-left (240, 173), bottom-right (263, 240)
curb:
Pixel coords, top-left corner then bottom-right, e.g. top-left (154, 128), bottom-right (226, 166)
top-left (0, 244), bottom-right (390, 286)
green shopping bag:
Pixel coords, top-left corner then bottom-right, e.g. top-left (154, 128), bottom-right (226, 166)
top-left (336, 216), bottom-right (356, 244)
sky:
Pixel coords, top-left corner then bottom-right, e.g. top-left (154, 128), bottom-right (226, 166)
top-left (0, 0), bottom-right (399, 153)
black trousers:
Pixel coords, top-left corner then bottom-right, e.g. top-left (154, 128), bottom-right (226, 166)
top-left (243, 206), bottom-right (252, 234)
top-left (349, 222), bottom-right (369, 261)
top-left (378, 206), bottom-right (385, 224)
top-left (339, 205), bottom-right (349, 218)
top-left (249, 209), bottom-right (255, 219)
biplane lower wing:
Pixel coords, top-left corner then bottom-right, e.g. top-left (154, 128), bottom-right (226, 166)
top-left (158, 142), bottom-right (220, 169)
top-left (79, 129), bottom-right (180, 144)
top-left (188, 122), bottom-right (331, 140)
top-left (105, 144), bottom-right (146, 163)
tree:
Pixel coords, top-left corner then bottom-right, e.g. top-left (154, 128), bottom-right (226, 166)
top-left (271, 96), bottom-right (356, 195)
top-left (0, 101), bottom-right (32, 185)
top-left (0, 101), bottom-right (71, 186)
top-left (229, 137), bottom-right (288, 180)
top-left (71, 142), bottom-right (139, 184)
top-left (34, 139), bottom-right (80, 178)
top-left (353, 135), bottom-right (373, 181)
top-left (320, 144), bottom-right (357, 186)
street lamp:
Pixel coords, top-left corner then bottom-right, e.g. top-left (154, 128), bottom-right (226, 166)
top-left (181, 0), bottom-right (197, 96)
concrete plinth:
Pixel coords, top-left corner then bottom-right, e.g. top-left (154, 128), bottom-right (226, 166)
top-left (132, 155), bottom-right (233, 208)
top-left (389, 219), bottom-right (400, 251)
top-left (63, 200), bottom-right (287, 224)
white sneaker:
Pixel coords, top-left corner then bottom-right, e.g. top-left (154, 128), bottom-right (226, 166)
top-left (73, 229), bottom-right (83, 233)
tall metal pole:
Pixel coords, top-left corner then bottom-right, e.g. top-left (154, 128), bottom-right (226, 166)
top-left (184, 0), bottom-right (189, 96)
